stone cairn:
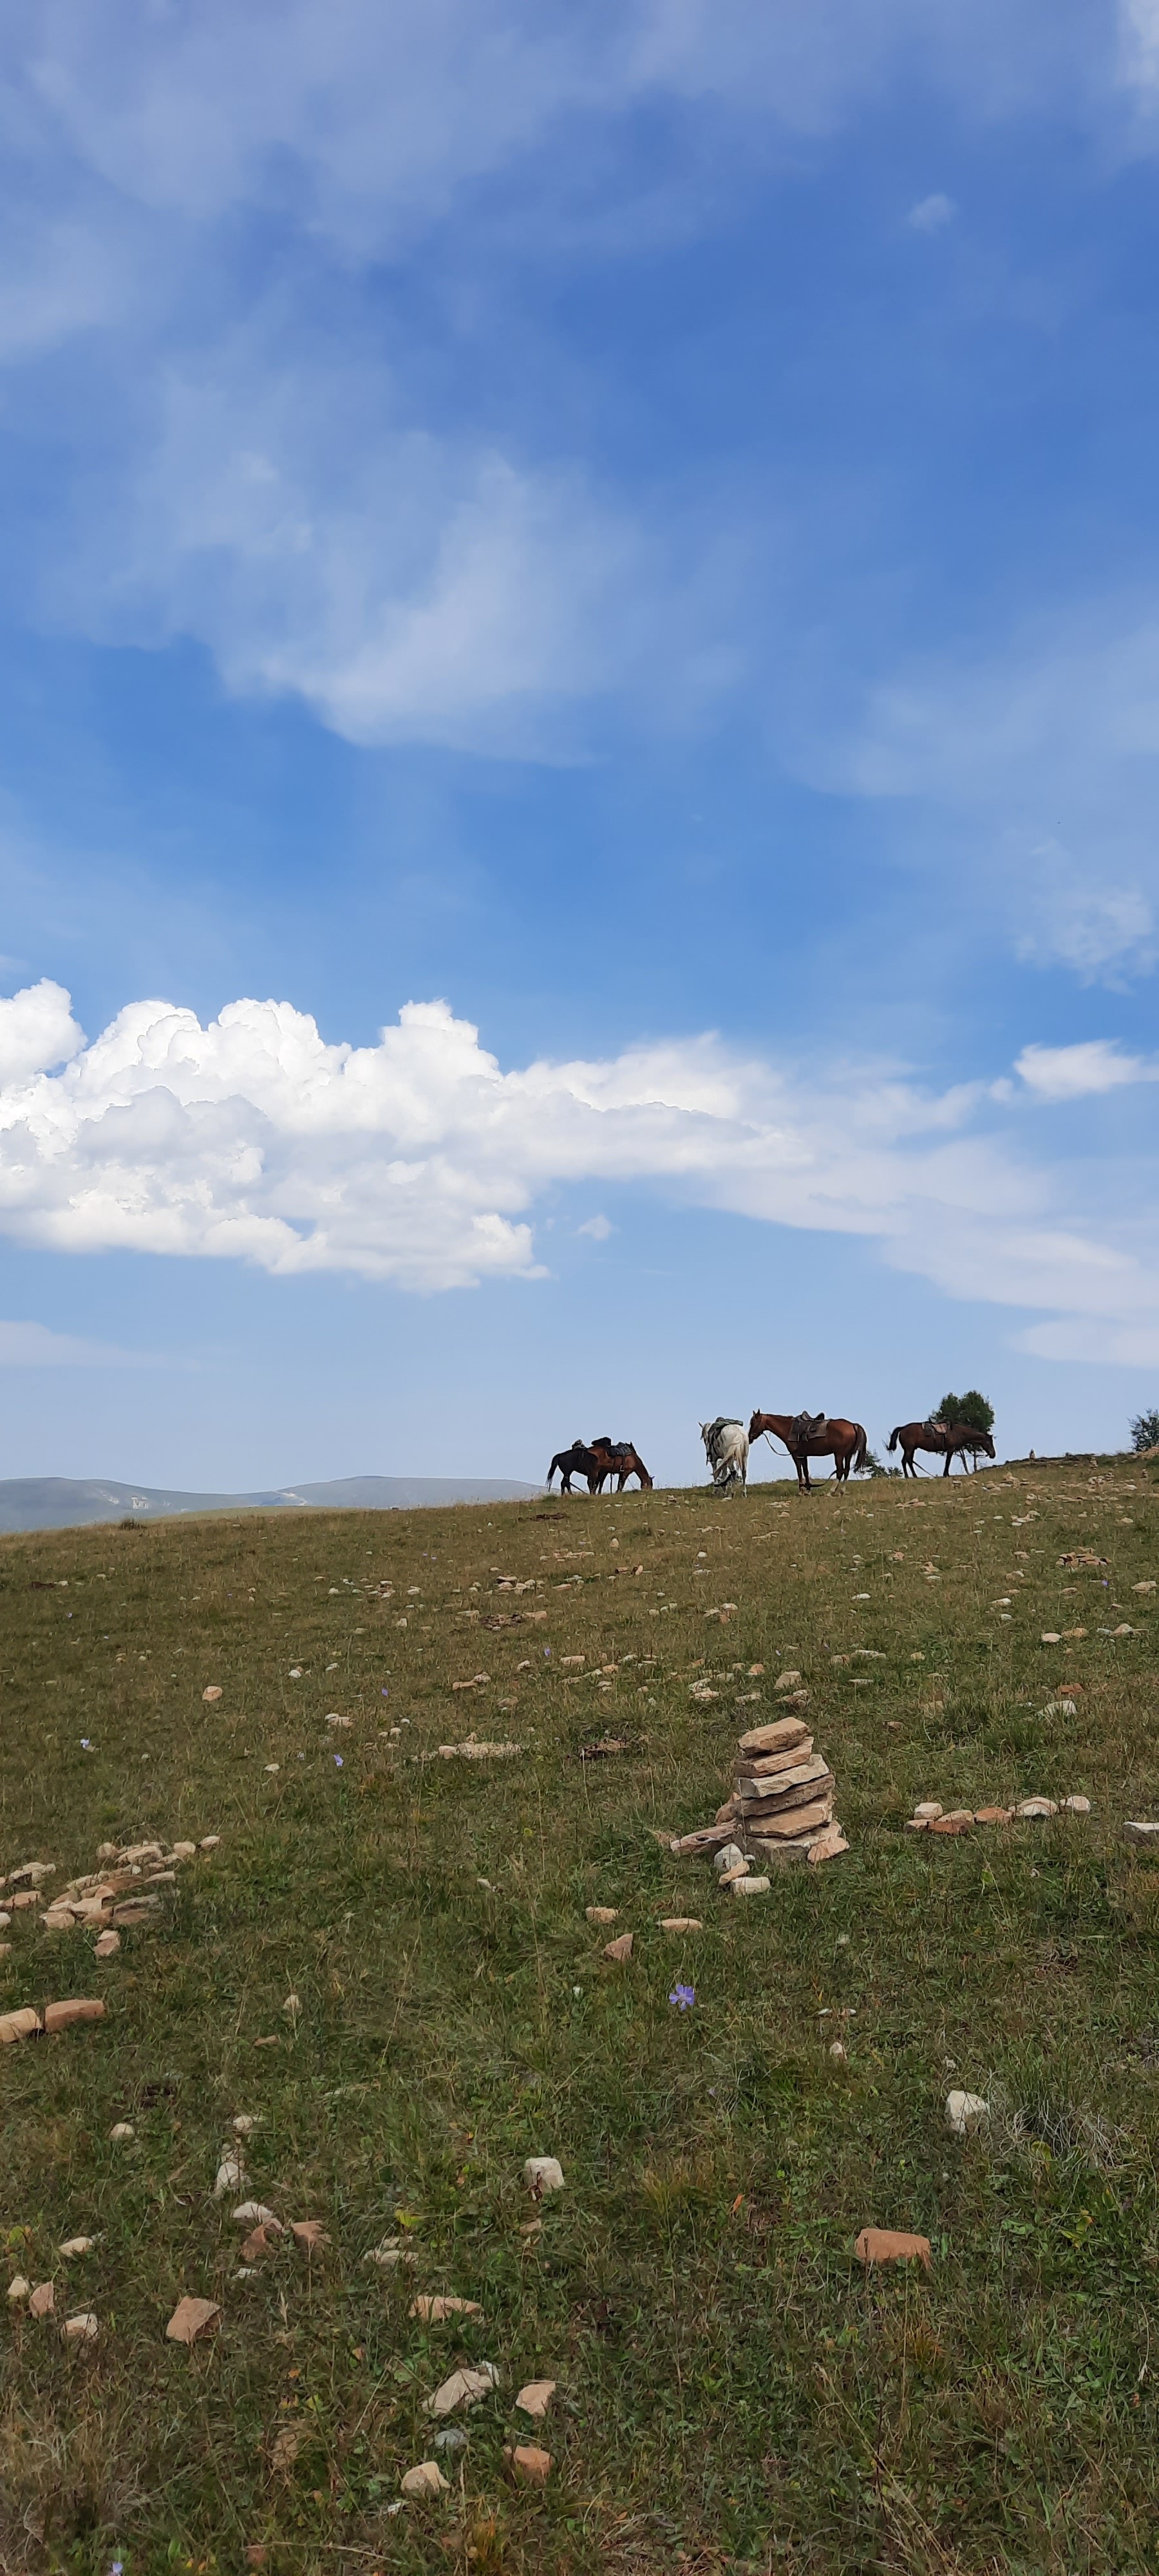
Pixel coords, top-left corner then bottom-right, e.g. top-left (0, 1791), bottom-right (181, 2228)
top-left (669, 1710), bottom-right (848, 1887)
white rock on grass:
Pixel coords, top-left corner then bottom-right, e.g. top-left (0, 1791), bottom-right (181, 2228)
top-left (713, 1842), bottom-right (745, 1877)
top-left (400, 2461), bottom-right (449, 2500)
top-left (213, 2155), bottom-right (247, 2198)
top-left (734, 1876), bottom-right (771, 1896)
top-left (946, 2090), bottom-right (989, 2138)
top-left (62, 2312), bottom-right (99, 2340)
top-left (1016, 1798), bottom-right (1057, 1820)
top-left (523, 2156), bottom-right (564, 2195)
top-left (109, 2122), bottom-right (135, 2142)
top-left (1123, 1821), bottom-right (1159, 1846)
top-left (1061, 1795), bottom-right (1091, 1815)
top-left (424, 2362), bottom-right (502, 2417)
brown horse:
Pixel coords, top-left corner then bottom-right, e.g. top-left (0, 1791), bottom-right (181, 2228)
top-left (887, 1420), bottom-right (996, 1478)
top-left (589, 1439), bottom-right (653, 1493)
top-left (748, 1411), bottom-right (868, 1492)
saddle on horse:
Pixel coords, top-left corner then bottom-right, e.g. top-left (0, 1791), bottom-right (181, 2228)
top-left (789, 1410), bottom-right (826, 1447)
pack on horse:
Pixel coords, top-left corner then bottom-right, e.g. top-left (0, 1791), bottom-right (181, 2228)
top-left (700, 1418), bottom-right (749, 1490)
top-left (887, 1419), bottom-right (996, 1478)
top-left (589, 1437), bottom-right (654, 1492)
top-left (748, 1410), bottom-right (869, 1493)
top-left (546, 1441), bottom-right (602, 1495)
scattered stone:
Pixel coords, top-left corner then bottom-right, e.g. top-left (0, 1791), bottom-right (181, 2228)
top-left (516, 2378), bottom-right (556, 2419)
top-left (424, 2363), bottom-right (503, 2416)
top-left (1061, 1795), bottom-right (1091, 1815)
top-left (44, 1998), bottom-right (105, 2034)
top-left (829, 2040), bottom-right (847, 2063)
top-left (410, 2295), bottom-right (483, 2322)
top-left (28, 2282), bottom-right (55, 2318)
top-left (659, 1917), bottom-right (702, 1931)
top-left (7, 2277), bottom-right (29, 2302)
top-left (914, 1803), bottom-right (943, 1821)
top-left (1123, 1821), bottom-right (1159, 1846)
top-left (166, 2295), bottom-right (221, 2344)
top-left (854, 2227), bottom-right (932, 2272)
top-left (524, 2157), bottom-right (564, 2195)
top-left (400, 2461), bottom-right (450, 2499)
top-left (974, 1807), bottom-right (1013, 1826)
top-left (946, 2090), bottom-right (988, 2137)
top-left (365, 2237), bottom-right (415, 2268)
top-left (774, 1671), bottom-right (802, 1690)
top-left (0, 2009), bottom-right (42, 2044)
top-left (232, 2202), bottom-right (278, 2226)
top-left (585, 1906), bottom-right (618, 1924)
top-left (505, 2443), bottom-right (552, 2485)
top-left (290, 2219), bottom-right (328, 2249)
top-left (202, 1686), bottom-right (223, 1702)
top-left (603, 1932), bottom-right (633, 1962)
top-left (734, 1875), bottom-right (771, 1896)
top-left (93, 1931), bottom-right (120, 1959)
top-left (1016, 1798), bottom-right (1057, 1820)
top-left (58, 2237), bottom-right (96, 2258)
top-left (232, 2114), bottom-right (260, 2135)
top-left (62, 2312), bottom-right (99, 2341)
top-left (109, 2121), bottom-right (135, 2141)
top-left (1040, 1632), bottom-right (1061, 1645)
top-left (213, 2155), bottom-right (247, 2198)
top-left (713, 1843), bottom-right (744, 1877)
top-left (240, 2225), bottom-right (279, 2262)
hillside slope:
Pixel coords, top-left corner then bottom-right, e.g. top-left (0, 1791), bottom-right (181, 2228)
top-left (0, 1456), bottom-right (1156, 2572)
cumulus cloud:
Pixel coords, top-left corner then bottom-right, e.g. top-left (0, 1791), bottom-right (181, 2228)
top-left (906, 192), bottom-right (957, 231)
top-left (0, 980), bottom-right (1156, 1359)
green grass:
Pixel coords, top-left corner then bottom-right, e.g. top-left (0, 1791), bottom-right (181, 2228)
top-left (1, 1457), bottom-right (1158, 2576)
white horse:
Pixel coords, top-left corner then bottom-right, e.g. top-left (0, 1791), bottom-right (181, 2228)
top-left (699, 1418), bottom-right (749, 1491)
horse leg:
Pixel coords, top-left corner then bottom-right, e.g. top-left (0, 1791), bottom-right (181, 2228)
top-left (943, 1449), bottom-right (952, 1477)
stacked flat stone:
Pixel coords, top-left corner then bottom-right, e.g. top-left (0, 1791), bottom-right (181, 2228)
top-left (670, 1711), bottom-right (847, 1868)
top-left (726, 1714), bottom-right (847, 1865)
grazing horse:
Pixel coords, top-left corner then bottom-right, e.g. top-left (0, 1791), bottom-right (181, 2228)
top-left (589, 1439), bottom-right (654, 1493)
top-left (887, 1420), bottom-right (996, 1478)
top-left (748, 1410), bottom-right (869, 1493)
top-left (547, 1441), bottom-right (602, 1495)
top-left (700, 1419), bottom-right (749, 1490)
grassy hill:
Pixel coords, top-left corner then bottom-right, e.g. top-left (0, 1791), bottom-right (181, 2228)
top-left (1, 1454), bottom-right (1158, 2575)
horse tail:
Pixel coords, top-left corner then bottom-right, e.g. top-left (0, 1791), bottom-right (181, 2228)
top-left (887, 1426), bottom-right (900, 1453)
top-left (852, 1423), bottom-right (868, 1472)
top-left (546, 1457), bottom-right (558, 1486)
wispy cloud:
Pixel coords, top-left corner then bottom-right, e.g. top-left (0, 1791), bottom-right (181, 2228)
top-left (0, 1319), bottom-right (147, 1367)
top-left (905, 192), bottom-right (957, 232)
top-left (0, 979), bottom-right (1155, 1359)
top-left (1015, 1037), bottom-right (1159, 1099)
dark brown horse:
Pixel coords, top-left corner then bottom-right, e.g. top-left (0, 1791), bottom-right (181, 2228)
top-left (748, 1411), bottom-right (868, 1492)
top-left (887, 1420), bottom-right (996, 1477)
top-left (589, 1439), bottom-right (653, 1493)
top-left (547, 1442), bottom-right (602, 1494)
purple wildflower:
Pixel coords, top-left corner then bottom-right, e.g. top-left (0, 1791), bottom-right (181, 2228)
top-left (669, 1984), bottom-right (695, 2011)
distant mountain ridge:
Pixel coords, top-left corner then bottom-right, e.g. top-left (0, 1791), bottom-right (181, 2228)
top-left (0, 1474), bottom-right (542, 1534)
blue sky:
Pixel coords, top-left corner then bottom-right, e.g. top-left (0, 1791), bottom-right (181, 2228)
top-left (1, 0), bottom-right (1158, 1488)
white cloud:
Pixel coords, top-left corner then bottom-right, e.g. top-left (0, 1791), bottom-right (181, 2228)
top-left (577, 1212), bottom-right (614, 1238)
top-left (1015, 1038), bottom-right (1159, 1099)
top-left (906, 192), bottom-right (957, 231)
top-left (0, 979), bottom-right (84, 1085)
top-left (13, 0), bottom-right (1101, 259)
top-left (0, 978), bottom-right (1156, 1361)
top-left (50, 362), bottom-right (652, 755)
